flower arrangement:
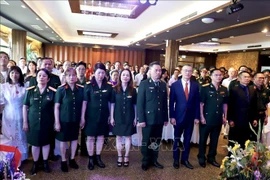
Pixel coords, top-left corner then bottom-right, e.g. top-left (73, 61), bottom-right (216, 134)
top-left (0, 152), bottom-right (26, 180)
top-left (219, 123), bottom-right (270, 180)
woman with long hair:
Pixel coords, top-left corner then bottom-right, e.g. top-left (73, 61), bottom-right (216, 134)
top-left (81, 63), bottom-right (113, 170)
top-left (23, 68), bottom-right (56, 175)
top-left (54, 68), bottom-right (84, 172)
top-left (110, 69), bottom-right (137, 167)
top-left (0, 66), bottom-right (28, 164)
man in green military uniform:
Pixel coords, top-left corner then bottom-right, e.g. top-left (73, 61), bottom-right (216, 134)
top-left (29, 57), bottom-right (61, 89)
top-left (197, 66), bottom-right (211, 87)
top-left (198, 69), bottom-right (228, 168)
top-left (137, 61), bottom-right (168, 171)
top-left (253, 72), bottom-right (269, 139)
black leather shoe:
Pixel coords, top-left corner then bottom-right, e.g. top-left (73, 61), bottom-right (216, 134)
top-left (43, 160), bottom-right (51, 173)
top-left (69, 159), bottom-right (79, 169)
top-left (208, 160), bottom-right (220, 168)
top-left (153, 161), bottom-right (164, 169)
top-left (173, 160), bottom-right (179, 169)
top-left (181, 160), bottom-right (194, 169)
top-left (30, 161), bottom-right (38, 175)
top-left (61, 161), bottom-right (68, 172)
top-left (88, 156), bottom-right (94, 170)
top-left (95, 155), bottom-right (105, 168)
top-left (141, 163), bottom-right (148, 171)
top-left (199, 161), bottom-right (206, 168)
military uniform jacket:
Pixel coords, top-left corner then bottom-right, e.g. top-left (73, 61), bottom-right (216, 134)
top-left (77, 78), bottom-right (87, 86)
top-left (197, 76), bottom-right (211, 86)
top-left (137, 78), bottom-right (168, 125)
top-left (29, 73), bottom-right (61, 89)
top-left (254, 85), bottom-right (270, 112)
top-left (111, 87), bottom-right (137, 124)
top-left (83, 82), bottom-right (112, 124)
top-left (23, 86), bottom-right (55, 130)
top-left (227, 84), bottom-right (258, 127)
top-left (55, 83), bottom-right (84, 123)
top-left (200, 83), bottom-right (228, 126)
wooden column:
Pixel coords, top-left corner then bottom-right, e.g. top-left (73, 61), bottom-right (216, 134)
top-left (165, 40), bottom-right (179, 75)
top-left (11, 29), bottom-right (26, 62)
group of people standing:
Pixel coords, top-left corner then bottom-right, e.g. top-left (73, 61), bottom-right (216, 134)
top-left (0, 50), bottom-right (269, 176)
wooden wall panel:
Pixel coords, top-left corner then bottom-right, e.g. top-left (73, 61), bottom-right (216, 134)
top-left (44, 44), bottom-right (145, 66)
top-left (216, 51), bottom-right (259, 71)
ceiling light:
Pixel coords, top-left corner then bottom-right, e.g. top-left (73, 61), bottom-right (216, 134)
top-left (191, 43), bottom-right (194, 45)
top-left (216, 9), bottom-right (223, 13)
top-left (36, 17), bottom-right (40, 20)
top-left (153, 35), bottom-right (156, 37)
top-left (185, 22), bottom-right (189, 25)
top-left (161, 48), bottom-right (164, 50)
top-left (52, 31), bottom-right (54, 33)
top-left (31, 25), bottom-right (43, 31)
top-left (201, 17), bottom-right (214, 24)
top-left (198, 42), bottom-right (220, 46)
top-left (179, 40), bottom-right (182, 42)
top-left (230, 36), bottom-right (234, 38)
top-left (144, 39), bottom-right (147, 41)
top-left (181, 55), bottom-right (186, 59)
top-left (0, 0), bottom-right (9, 5)
top-left (21, 5), bottom-right (26, 8)
top-left (139, 0), bottom-right (147, 4)
top-left (45, 26), bottom-right (48, 28)
top-left (135, 42), bottom-right (140, 46)
top-left (166, 30), bottom-right (170, 32)
top-left (211, 38), bottom-right (219, 42)
top-left (83, 31), bottom-right (112, 37)
top-left (262, 28), bottom-right (268, 33)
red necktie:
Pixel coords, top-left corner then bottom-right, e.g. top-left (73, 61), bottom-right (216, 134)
top-left (185, 82), bottom-right (189, 100)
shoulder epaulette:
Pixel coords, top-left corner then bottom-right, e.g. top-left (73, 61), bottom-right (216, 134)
top-left (86, 81), bottom-right (91, 84)
top-left (51, 72), bottom-right (59, 76)
top-left (202, 83), bottom-right (210, 87)
top-left (58, 83), bottom-right (66, 88)
top-left (76, 84), bottom-right (84, 88)
top-left (48, 86), bottom-right (57, 92)
top-left (26, 86), bottom-right (35, 91)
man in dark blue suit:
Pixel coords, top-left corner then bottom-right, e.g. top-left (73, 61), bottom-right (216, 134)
top-left (170, 64), bottom-right (200, 169)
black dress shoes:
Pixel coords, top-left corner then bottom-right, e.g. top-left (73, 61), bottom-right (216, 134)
top-left (208, 160), bottom-right (220, 168)
top-left (173, 160), bottom-right (179, 169)
top-left (181, 160), bottom-right (194, 169)
top-left (199, 161), bottom-right (206, 168)
top-left (141, 163), bottom-right (148, 171)
top-left (153, 161), bottom-right (164, 169)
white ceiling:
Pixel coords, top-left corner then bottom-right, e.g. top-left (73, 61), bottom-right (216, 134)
top-left (23, 0), bottom-right (230, 46)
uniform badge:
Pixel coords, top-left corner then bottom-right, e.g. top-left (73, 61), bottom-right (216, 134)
top-left (220, 91), bottom-right (225, 95)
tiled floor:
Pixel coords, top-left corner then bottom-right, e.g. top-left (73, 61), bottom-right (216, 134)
top-left (20, 136), bottom-right (228, 180)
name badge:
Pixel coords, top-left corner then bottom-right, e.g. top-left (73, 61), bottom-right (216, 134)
top-left (102, 90), bottom-right (107, 92)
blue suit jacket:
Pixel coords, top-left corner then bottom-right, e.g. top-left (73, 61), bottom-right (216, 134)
top-left (169, 80), bottom-right (200, 124)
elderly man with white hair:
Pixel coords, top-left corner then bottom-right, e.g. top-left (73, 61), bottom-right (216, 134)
top-left (222, 67), bottom-right (237, 88)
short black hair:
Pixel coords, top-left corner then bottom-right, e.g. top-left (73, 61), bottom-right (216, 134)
top-left (149, 61), bottom-right (160, 68)
top-left (238, 65), bottom-right (248, 71)
top-left (36, 68), bottom-right (51, 79)
top-left (94, 62), bottom-right (106, 72)
top-left (238, 71), bottom-right (250, 78)
top-left (76, 61), bottom-right (86, 69)
top-left (0, 51), bottom-right (9, 60)
top-left (253, 72), bottom-right (264, 78)
top-left (262, 69), bottom-right (270, 73)
top-left (210, 68), bottom-right (221, 76)
top-left (7, 66), bottom-right (24, 87)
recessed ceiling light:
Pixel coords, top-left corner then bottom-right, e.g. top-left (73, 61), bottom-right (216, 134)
top-left (36, 17), bottom-right (40, 20)
top-left (262, 28), bottom-right (268, 33)
top-left (185, 22), bottom-right (190, 25)
top-left (144, 39), bottom-right (147, 41)
top-left (83, 31), bottom-right (112, 37)
top-left (216, 9), bottom-right (223, 13)
top-left (52, 31), bottom-right (54, 33)
top-left (161, 48), bottom-right (164, 50)
top-left (56, 35), bottom-right (58, 37)
top-left (166, 30), bottom-right (170, 32)
top-left (191, 43), bottom-right (194, 45)
top-left (153, 35), bottom-right (156, 37)
top-left (179, 40), bottom-right (182, 42)
top-left (230, 36), bottom-right (234, 38)
top-left (21, 5), bottom-right (26, 8)
top-left (263, 49), bottom-right (266, 50)
top-left (45, 26), bottom-right (48, 28)
top-left (31, 25), bottom-right (43, 31)
top-left (135, 42), bottom-right (140, 46)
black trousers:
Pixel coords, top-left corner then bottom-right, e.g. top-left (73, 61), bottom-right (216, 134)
top-left (141, 124), bottom-right (163, 164)
top-left (197, 124), bottom-right (222, 162)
